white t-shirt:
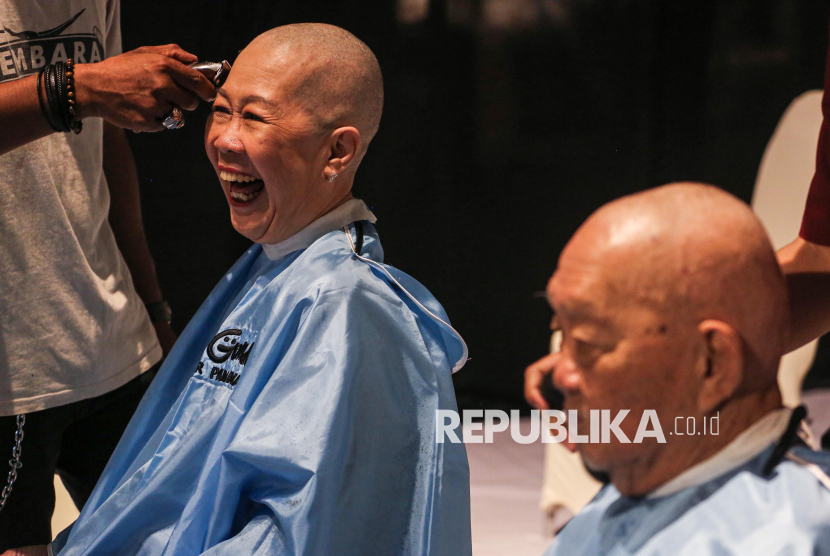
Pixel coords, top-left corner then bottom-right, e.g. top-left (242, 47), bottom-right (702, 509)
top-left (0, 0), bottom-right (161, 415)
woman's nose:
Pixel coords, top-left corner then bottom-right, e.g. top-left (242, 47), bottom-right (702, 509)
top-left (214, 121), bottom-right (244, 154)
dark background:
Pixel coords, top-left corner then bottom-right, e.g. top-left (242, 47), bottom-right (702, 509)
top-left (122, 0), bottom-right (830, 411)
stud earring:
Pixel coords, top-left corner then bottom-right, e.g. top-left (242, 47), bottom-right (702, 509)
top-left (328, 172), bottom-right (338, 183)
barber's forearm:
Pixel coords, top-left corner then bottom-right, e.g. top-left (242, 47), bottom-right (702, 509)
top-left (0, 74), bottom-right (56, 156)
top-left (0, 45), bottom-right (215, 159)
top-left (103, 121), bottom-right (164, 305)
top-left (778, 237), bottom-right (830, 352)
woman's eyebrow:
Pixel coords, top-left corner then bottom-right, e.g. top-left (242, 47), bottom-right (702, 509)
top-left (214, 88), bottom-right (273, 106)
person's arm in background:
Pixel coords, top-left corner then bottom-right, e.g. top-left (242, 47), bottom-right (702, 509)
top-left (0, 44), bottom-right (215, 156)
top-left (103, 121), bottom-right (177, 355)
top-left (103, 122), bottom-right (176, 356)
top-left (778, 21), bottom-right (830, 354)
top-left (778, 238), bottom-right (830, 353)
top-left (525, 352), bottom-right (558, 410)
top-left (776, 18), bottom-right (830, 353)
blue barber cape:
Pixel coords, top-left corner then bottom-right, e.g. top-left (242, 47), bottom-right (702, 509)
top-left (544, 445), bottom-right (830, 555)
top-left (54, 221), bottom-right (471, 556)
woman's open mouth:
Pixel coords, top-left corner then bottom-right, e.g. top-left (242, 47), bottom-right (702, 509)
top-left (220, 170), bottom-right (265, 204)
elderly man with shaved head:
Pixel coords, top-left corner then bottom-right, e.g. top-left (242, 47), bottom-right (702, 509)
top-left (531, 183), bottom-right (830, 555)
top-left (52, 24), bottom-right (471, 556)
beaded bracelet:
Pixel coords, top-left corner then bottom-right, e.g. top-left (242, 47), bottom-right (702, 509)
top-left (64, 58), bottom-right (82, 134)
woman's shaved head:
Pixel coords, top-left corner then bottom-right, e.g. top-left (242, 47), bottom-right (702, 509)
top-left (246, 23), bottom-right (384, 154)
top-left (205, 23), bottom-right (384, 246)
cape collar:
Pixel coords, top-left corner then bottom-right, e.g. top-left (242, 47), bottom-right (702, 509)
top-left (261, 199), bottom-right (377, 261)
top-left (648, 407), bottom-right (792, 498)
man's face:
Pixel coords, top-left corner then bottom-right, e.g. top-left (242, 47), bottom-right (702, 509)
top-left (548, 235), bottom-right (701, 475)
top-left (205, 45), bottom-right (335, 244)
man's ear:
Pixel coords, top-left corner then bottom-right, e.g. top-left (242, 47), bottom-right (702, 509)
top-left (696, 320), bottom-right (744, 413)
top-left (326, 126), bottom-right (361, 177)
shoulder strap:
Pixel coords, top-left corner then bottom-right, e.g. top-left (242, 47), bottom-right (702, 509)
top-left (341, 227), bottom-right (469, 372)
top-left (763, 405), bottom-right (808, 475)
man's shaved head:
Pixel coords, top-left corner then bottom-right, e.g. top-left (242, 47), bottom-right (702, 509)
top-left (549, 182), bottom-right (787, 495)
top-left (245, 23), bottom-right (384, 154)
top-left (568, 182), bottom-right (787, 386)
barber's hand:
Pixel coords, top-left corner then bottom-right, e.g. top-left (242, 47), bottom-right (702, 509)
top-left (524, 352), bottom-right (559, 410)
top-left (74, 44), bottom-right (216, 132)
top-left (153, 321), bottom-right (178, 357)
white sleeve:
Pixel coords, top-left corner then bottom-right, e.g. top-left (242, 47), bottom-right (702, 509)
top-left (104, 0), bottom-right (122, 58)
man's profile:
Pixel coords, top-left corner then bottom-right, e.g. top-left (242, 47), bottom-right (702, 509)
top-left (541, 183), bottom-right (830, 555)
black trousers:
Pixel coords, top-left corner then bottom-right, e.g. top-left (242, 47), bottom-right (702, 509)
top-left (0, 366), bottom-right (157, 551)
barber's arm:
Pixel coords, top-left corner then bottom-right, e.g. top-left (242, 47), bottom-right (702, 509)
top-left (778, 237), bottom-right (830, 353)
top-left (0, 44), bottom-right (214, 156)
top-left (103, 120), bottom-right (177, 356)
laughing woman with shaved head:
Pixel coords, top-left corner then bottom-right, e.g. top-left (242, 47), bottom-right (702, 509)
top-left (51, 24), bottom-right (472, 556)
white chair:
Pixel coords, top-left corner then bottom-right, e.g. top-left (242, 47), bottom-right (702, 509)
top-left (751, 90), bottom-right (824, 408)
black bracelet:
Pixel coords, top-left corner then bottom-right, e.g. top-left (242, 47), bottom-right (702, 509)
top-left (35, 69), bottom-right (59, 131)
top-left (41, 65), bottom-right (65, 132)
top-left (56, 62), bottom-right (69, 131)
top-left (55, 61), bottom-right (65, 122)
top-left (52, 65), bottom-right (67, 132)
top-left (46, 65), bottom-right (57, 127)
top-left (46, 65), bottom-right (68, 132)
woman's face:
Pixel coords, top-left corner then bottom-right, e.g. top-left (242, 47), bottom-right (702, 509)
top-left (204, 45), bottom-right (338, 244)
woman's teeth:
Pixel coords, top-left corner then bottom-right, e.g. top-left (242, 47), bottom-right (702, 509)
top-left (230, 190), bottom-right (262, 202)
top-left (220, 170), bottom-right (264, 203)
top-left (220, 170), bottom-right (258, 183)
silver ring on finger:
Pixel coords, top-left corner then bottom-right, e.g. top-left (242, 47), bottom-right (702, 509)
top-left (162, 106), bottom-right (185, 130)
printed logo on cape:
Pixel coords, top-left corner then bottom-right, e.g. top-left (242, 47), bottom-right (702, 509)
top-left (195, 329), bottom-right (255, 387)
top-left (0, 9), bottom-right (105, 83)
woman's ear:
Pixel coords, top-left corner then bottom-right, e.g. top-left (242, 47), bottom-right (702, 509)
top-left (326, 126), bottom-right (361, 178)
top-left (696, 319), bottom-right (744, 413)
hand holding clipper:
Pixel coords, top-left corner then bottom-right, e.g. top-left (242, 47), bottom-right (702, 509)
top-left (162, 60), bottom-right (231, 130)
top-left (64, 44), bottom-right (218, 132)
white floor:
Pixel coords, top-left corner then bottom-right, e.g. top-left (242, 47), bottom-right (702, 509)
top-left (467, 419), bottom-right (552, 556)
top-left (52, 475), bottom-right (79, 538)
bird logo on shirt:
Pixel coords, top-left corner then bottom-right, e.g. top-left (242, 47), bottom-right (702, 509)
top-left (0, 9), bottom-right (86, 40)
top-left (0, 9), bottom-right (105, 83)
